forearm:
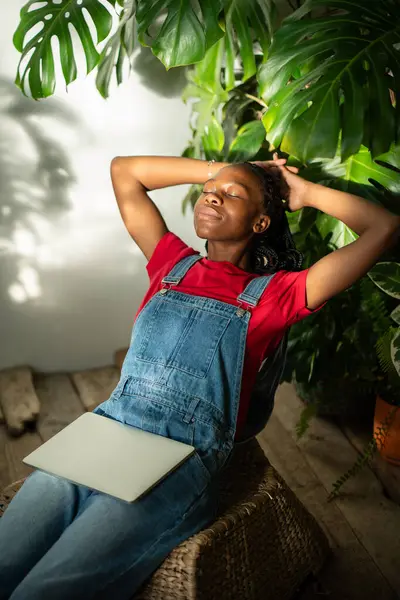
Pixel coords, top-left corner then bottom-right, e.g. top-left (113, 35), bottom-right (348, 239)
top-left (303, 182), bottom-right (400, 235)
top-left (111, 156), bottom-right (227, 191)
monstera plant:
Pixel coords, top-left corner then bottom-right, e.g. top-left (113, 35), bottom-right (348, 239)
top-left (369, 262), bottom-right (400, 380)
top-left (12, 0), bottom-right (400, 449)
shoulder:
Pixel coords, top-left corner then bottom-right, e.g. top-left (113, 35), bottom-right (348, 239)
top-left (260, 269), bottom-right (324, 327)
top-left (146, 232), bottom-right (199, 282)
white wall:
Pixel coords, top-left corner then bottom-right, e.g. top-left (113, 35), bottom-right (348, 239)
top-left (0, 1), bottom-right (202, 372)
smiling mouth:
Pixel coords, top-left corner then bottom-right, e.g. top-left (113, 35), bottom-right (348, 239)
top-left (197, 206), bottom-right (222, 220)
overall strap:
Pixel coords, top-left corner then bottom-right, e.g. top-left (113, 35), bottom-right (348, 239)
top-left (237, 274), bottom-right (276, 307)
top-left (162, 254), bottom-right (202, 286)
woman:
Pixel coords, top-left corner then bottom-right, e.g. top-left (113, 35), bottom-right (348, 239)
top-left (0, 154), bottom-right (399, 599)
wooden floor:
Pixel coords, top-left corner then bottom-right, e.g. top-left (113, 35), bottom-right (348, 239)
top-left (0, 373), bottom-right (399, 599)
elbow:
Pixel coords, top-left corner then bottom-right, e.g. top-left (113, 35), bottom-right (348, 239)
top-left (110, 156), bottom-right (137, 182)
top-left (110, 156), bottom-right (125, 175)
top-left (380, 215), bottom-right (400, 248)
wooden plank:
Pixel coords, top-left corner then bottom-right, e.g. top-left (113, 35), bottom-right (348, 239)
top-left (0, 367), bottom-right (40, 435)
top-left (35, 373), bottom-right (85, 442)
top-left (342, 420), bottom-right (400, 506)
top-left (71, 367), bottom-right (120, 412)
top-left (4, 430), bottom-right (41, 483)
top-left (258, 414), bottom-right (397, 600)
top-left (273, 383), bottom-right (400, 597)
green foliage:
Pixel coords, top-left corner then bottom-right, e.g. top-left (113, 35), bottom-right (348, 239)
top-left (329, 405), bottom-right (398, 500)
top-left (14, 0), bottom-right (117, 98)
top-left (285, 275), bottom-right (394, 432)
top-left (369, 262), bottom-right (400, 300)
top-left (136, 0), bottom-right (223, 68)
top-left (11, 0), bottom-right (400, 496)
top-left (328, 436), bottom-right (377, 501)
top-left (296, 402), bottom-right (317, 439)
top-left (304, 145), bottom-right (400, 204)
top-left (13, 0), bottom-right (277, 100)
top-left (96, 0), bottom-right (136, 98)
top-left (392, 329), bottom-right (400, 377)
top-left (228, 120), bottom-right (266, 162)
top-left (259, 0), bottom-right (400, 162)
top-left (376, 328), bottom-right (398, 379)
top-left (391, 305), bottom-right (400, 325)
top-left (212, 0), bottom-right (277, 88)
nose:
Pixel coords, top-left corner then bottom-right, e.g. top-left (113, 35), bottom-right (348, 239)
top-left (205, 192), bottom-right (223, 206)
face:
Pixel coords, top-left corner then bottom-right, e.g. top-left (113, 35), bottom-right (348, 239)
top-left (193, 165), bottom-right (270, 242)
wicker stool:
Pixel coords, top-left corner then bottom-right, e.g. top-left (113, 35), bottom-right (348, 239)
top-left (0, 439), bottom-right (329, 599)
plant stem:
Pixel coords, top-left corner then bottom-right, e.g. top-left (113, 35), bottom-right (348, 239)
top-left (244, 93), bottom-right (267, 108)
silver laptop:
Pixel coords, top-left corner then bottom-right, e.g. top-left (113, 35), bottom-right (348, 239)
top-left (23, 412), bottom-right (195, 503)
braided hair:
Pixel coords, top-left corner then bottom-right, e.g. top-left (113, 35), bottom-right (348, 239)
top-left (242, 162), bottom-right (303, 275)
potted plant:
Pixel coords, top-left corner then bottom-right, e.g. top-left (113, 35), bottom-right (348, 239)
top-left (370, 263), bottom-right (400, 466)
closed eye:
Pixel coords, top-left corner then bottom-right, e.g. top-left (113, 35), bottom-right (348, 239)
top-left (224, 191), bottom-right (243, 199)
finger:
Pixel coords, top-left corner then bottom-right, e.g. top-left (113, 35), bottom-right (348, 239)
top-left (286, 166), bottom-right (299, 173)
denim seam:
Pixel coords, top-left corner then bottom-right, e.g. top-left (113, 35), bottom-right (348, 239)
top-left (120, 378), bottom-right (226, 423)
top-left (159, 290), bottom-right (243, 315)
top-left (119, 392), bottom-right (225, 429)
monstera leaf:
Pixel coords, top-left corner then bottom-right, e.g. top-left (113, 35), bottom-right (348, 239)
top-left (14, 0), bottom-right (277, 99)
top-left (182, 43), bottom-right (229, 148)
top-left (294, 145), bottom-right (400, 249)
top-left (13, 0), bottom-right (117, 98)
top-left (96, 0), bottom-right (136, 98)
top-left (136, 0), bottom-right (223, 68)
top-left (201, 117), bottom-right (225, 161)
top-left (228, 120), bottom-right (266, 161)
top-left (305, 145), bottom-right (400, 204)
top-left (259, 0), bottom-right (400, 162)
top-left (137, 0), bottom-right (275, 77)
top-left (219, 0), bottom-right (276, 90)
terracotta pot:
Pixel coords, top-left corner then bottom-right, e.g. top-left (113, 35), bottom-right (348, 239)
top-left (374, 396), bottom-right (400, 466)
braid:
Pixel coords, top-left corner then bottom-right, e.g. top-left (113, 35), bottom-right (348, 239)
top-left (243, 162), bottom-right (303, 275)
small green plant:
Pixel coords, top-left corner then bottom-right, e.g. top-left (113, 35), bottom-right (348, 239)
top-left (328, 403), bottom-right (398, 501)
top-left (328, 264), bottom-right (400, 499)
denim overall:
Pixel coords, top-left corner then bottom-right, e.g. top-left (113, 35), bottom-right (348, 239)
top-left (0, 255), bottom-right (275, 600)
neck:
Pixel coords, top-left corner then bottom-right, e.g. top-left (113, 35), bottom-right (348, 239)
top-left (206, 240), bottom-right (252, 272)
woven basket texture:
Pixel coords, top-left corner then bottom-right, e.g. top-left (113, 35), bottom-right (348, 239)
top-left (0, 439), bottom-right (329, 599)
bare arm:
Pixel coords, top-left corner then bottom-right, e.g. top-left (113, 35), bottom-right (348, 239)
top-left (281, 170), bottom-right (400, 310)
top-left (110, 156), bottom-right (226, 260)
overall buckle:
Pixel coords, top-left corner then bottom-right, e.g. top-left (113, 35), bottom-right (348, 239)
top-left (236, 300), bottom-right (250, 317)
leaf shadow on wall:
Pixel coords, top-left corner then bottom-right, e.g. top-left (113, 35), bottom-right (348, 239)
top-left (132, 47), bottom-right (187, 98)
top-left (0, 77), bottom-right (77, 307)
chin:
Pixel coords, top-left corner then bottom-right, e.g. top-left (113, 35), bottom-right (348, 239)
top-left (194, 220), bottom-right (217, 240)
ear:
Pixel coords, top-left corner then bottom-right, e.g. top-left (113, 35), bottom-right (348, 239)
top-left (253, 214), bottom-right (270, 234)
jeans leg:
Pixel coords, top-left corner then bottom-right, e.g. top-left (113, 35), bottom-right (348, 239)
top-left (0, 471), bottom-right (91, 599)
top-left (10, 454), bottom-right (216, 600)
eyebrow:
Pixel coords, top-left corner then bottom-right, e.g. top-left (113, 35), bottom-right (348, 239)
top-left (204, 179), bottom-right (250, 193)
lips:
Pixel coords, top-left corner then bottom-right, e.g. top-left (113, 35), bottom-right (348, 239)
top-left (197, 205), bottom-right (222, 219)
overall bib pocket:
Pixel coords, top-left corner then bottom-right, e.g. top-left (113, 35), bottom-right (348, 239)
top-left (135, 298), bottom-right (230, 378)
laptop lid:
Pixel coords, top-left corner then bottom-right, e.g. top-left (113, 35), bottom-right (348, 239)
top-left (23, 412), bottom-right (195, 503)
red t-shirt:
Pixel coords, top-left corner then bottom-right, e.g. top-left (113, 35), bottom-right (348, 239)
top-left (136, 232), bottom-right (322, 438)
